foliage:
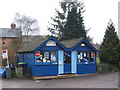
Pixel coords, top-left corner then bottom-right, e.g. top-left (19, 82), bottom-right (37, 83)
top-left (97, 63), bottom-right (118, 73)
top-left (99, 20), bottom-right (119, 67)
top-left (61, 3), bottom-right (87, 40)
top-left (13, 13), bottom-right (40, 35)
top-left (47, 2), bottom-right (67, 37)
top-left (96, 58), bottom-right (100, 64)
top-left (116, 41), bottom-right (120, 69)
top-left (48, 1), bottom-right (88, 40)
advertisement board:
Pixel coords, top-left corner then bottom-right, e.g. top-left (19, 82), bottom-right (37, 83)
top-left (2, 50), bottom-right (8, 59)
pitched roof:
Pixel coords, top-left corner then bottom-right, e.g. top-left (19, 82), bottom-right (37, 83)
top-left (22, 35), bottom-right (45, 42)
top-left (92, 44), bottom-right (101, 50)
top-left (18, 37), bottom-right (84, 52)
top-left (0, 28), bottom-right (22, 37)
top-left (18, 36), bottom-right (98, 53)
top-left (18, 37), bottom-right (49, 52)
top-left (60, 38), bottom-right (83, 48)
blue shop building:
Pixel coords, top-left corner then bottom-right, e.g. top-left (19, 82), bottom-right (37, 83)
top-left (17, 36), bottom-right (98, 76)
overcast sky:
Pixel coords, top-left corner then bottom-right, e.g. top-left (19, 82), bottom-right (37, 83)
top-left (0, 0), bottom-right (119, 43)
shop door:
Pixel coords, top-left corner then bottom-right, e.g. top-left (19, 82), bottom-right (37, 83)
top-left (64, 51), bottom-right (71, 73)
top-left (58, 50), bottom-right (64, 74)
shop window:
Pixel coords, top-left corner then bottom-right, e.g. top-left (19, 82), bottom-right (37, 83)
top-left (90, 52), bottom-right (95, 62)
top-left (43, 51), bottom-right (50, 62)
top-left (64, 52), bottom-right (71, 64)
top-left (35, 51), bottom-right (43, 62)
top-left (78, 52), bottom-right (89, 63)
top-left (51, 51), bottom-right (56, 62)
top-left (78, 52), bottom-right (95, 63)
top-left (35, 51), bottom-right (56, 63)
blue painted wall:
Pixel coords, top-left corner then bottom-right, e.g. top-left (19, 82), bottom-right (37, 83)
top-left (18, 53), bottom-right (35, 66)
top-left (38, 43), bottom-right (64, 51)
top-left (23, 53), bottom-right (35, 67)
top-left (31, 65), bottom-right (58, 76)
top-left (64, 64), bottom-right (71, 73)
top-left (77, 64), bottom-right (96, 74)
top-left (72, 41), bottom-right (97, 75)
top-left (74, 43), bottom-right (94, 52)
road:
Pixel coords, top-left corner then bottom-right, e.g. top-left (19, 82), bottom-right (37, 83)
top-left (1, 72), bottom-right (119, 88)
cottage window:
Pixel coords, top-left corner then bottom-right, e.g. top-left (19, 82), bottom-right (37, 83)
top-left (2, 40), bottom-right (5, 45)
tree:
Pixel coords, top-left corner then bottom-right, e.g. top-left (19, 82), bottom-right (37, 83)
top-left (99, 20), bottom-right (119, 67)
top-left (61, 3), bottom-right (87, 40)
top-left (13, 13), bottom-right (40, 35)
top-left (47, 1), bottom-right (68, 37)
top-left (48, 1), bottom-right (88, 40)
top-left (116, 41), bottom-right (120, 69)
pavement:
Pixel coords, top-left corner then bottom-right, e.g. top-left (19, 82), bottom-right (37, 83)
top-left (1, 72), bottom-right (119, 88)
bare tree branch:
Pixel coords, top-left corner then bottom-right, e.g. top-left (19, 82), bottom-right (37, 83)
top-left (13, 13), bottom-right (40, 35)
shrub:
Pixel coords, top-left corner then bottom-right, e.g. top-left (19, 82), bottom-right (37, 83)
top-left (97, 63), bottom-right (118, 73)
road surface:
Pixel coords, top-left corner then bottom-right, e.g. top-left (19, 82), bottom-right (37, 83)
top-left (1, 72), bottom-right (119, 88)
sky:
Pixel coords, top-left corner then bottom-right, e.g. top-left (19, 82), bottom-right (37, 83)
top-left (0, 0), bottom-right (119, 44)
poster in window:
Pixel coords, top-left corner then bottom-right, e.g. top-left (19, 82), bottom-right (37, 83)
top-left (91, 52), bottom-right (95, 57)
top-left (35, 51), bottom-right (40, 57)
top-left (40, 55), bottom-right (43, 60)
top-left (44, 51), bottom-right (49, 60)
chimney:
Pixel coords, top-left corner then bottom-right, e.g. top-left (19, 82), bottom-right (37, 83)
top-left (11, 23), bottom-right (16, 29)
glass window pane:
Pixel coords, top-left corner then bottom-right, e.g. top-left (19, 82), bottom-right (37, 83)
top-left (44, 51), bottom-right (49, 59)
top-left (90, 52), bottom-right (95, 62)
top-left (64, 51), bottom-right (71, 63)
top-left (51, 51), bottom-right (56, 62)
top-left (78, 52), bottom-right (89, 63)
top-left (78, 52), bottom-right (83, 62)
top-left (43, 51), bottom-right (50, 62)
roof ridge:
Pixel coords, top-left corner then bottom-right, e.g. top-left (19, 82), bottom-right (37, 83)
top-left (60, 38), bottom-right (83, 48)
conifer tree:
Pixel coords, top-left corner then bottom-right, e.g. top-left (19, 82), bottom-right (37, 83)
top-left (60, 2), bottom-right (87, 40)
top-left (48, 1), bottom-right (88, 40)
top-left (116, 41), bottom-right (120, 69)
top-left (99, 20), bottom-right (119, 67)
